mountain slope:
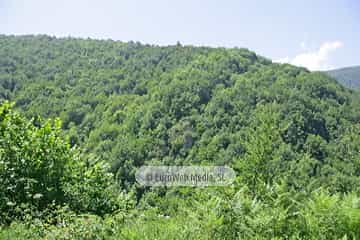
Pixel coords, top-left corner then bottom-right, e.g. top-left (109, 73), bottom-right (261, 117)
top-left (1, 34), bottom-right (359, 191)
top-left (326, 66), bottom-right (360, 90)
top-left (1, 35), bottom-right (360, 239)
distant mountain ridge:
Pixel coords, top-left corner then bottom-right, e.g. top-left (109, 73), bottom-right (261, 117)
top-left (325, 66), bottom-right (360, 90)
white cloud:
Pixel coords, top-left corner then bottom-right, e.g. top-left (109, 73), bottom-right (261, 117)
top-left (275, 57), bottom-right (290, 64)
top-left (300, 41), bottom-right (306, 50)
top-left (275, 41), bottom-right (343, 71)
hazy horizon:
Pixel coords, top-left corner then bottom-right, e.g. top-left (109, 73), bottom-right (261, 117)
top-left (1, 0), bottom-right (359, 70)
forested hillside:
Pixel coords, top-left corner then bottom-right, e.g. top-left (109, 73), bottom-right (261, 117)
top-left (326, 66), bottom-right (360, 90)
top-left (1, 35), bottom-right (360, 239)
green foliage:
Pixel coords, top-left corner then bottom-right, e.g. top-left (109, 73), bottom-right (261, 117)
top-left (0, 102), bottom-right (70, 222)
top-left (0, 102), bottom-right (124, 224)
top-left (1, 35), bottom-right (360, 239)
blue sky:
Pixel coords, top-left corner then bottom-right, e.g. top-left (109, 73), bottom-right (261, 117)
top-left (0, 0), bottom-right (359, 70)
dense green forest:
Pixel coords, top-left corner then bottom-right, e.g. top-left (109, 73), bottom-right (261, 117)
top-left (326, 66), bottom-right (360, 90)
top-left (1, 35), bottom-right (360, 239)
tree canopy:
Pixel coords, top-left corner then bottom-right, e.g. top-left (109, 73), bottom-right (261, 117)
top-left (1, 35), bottom-right (360, 239)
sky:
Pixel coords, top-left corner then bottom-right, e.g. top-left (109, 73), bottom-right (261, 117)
top-left (0, 0), bottom-right (359, 70)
